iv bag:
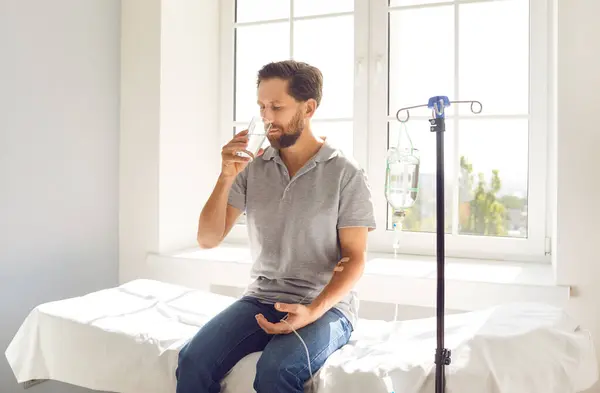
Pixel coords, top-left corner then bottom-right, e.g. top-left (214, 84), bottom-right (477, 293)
top-left (385, 124), bottom-right (420, 211)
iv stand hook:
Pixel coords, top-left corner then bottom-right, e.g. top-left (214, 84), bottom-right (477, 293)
top-left (396, 100), bottom-right (483, 123)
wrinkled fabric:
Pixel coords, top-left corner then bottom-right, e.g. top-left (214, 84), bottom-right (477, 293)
top-left (5, 279), bottom-right (598, 393)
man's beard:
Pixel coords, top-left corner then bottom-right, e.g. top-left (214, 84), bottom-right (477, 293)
top-left (268, 109), bottom-right (304, 149)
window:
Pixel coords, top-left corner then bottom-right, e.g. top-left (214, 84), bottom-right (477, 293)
top-left (220, 0), bottom-right (550, 262)
top-left (221, 0), bottom-right (358, 157)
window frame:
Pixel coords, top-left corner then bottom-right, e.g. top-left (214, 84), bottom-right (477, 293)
top-left (368, 0), bottom-right (550, 262)
top-left (219, 0), bottom-right (552, 262)
top-left (219, 0), bottom-right (368, 158)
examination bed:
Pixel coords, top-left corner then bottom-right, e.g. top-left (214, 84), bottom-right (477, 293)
top-left (5, 279), bottom-right (598, 393)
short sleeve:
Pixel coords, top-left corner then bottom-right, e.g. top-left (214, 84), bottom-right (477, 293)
top-left (338, 168), bottom-right (377, 230)
top-left (227, 167), bottom-right (248, 212)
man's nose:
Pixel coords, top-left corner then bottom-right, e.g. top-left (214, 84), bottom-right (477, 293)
top-left (261, 108), bottom-right (274, 121)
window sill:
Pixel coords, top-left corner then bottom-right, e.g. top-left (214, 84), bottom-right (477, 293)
top-left (146, 243), bottom-right (570, 311)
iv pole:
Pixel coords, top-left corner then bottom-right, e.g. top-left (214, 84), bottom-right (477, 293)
top-left (394, 96), bottom-right (482, 393)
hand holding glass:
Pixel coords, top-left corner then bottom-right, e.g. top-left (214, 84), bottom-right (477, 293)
top-left (236, 117), bottom-right (272, 160)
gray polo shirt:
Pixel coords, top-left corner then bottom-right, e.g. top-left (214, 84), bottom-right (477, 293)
top-left (227, 140), bottom-right (376, 327)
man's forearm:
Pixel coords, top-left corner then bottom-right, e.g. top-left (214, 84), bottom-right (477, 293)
top-left (308, 252), bottom-right (365, 318)
top-left (197, 174), bottom-right (235, 248)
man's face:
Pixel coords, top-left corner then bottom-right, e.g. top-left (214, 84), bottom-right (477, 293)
top-left (257, 78), bottom-right (309, 149)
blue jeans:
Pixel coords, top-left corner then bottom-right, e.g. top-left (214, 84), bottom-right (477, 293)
top-left (175, 296), bottom-right (353, 393)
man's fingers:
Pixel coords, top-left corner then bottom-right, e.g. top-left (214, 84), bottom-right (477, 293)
top-left (225, 139), bottom-right (249, 146)
top-left (222, 142), bottom-right (250, 153)
top-left (222, 144), bottom-right (252, 155)
top-left (224, 135), bottom-right (249, 148)
top-left (226, 158), bottom-right (251, 164)
top-left (275, 302), bottom-right (299, 313)
top-left (256, 313), bottom-right (279, 330)
top-left (256, 314), bottom-right (271, 333)
top-left (222, 149), bottom-right (254, 160)
top-left (222, 154), bottom-right (251, 164)
top-left (256, 314), bottom-right (290, 334)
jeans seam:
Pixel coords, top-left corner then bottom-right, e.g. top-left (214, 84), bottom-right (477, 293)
top-left (214, 327), bottom-right (264, 371)
top-left (292, 325), bottom-right (351, 383)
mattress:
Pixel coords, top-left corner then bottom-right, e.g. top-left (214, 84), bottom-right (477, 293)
top-left (5, 279), bottom-right (598, 393)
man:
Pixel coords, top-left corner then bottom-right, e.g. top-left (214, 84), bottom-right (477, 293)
top-left (176, 60), bottom-right (376, 393)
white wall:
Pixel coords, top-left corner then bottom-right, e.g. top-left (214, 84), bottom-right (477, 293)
top-left (159, 0), bottom-right (221, 253)
top-left (555, 1), bottom-right (600, 391)
top-left (0, 1), bottom-right (120, 392)
top-left (119, 0), bottom-right (161, 283)
top-left (119, 0), bottom-right (220, 283)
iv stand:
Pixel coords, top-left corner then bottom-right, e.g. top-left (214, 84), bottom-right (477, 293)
top-left (395, 96), bottom-right (482, 393)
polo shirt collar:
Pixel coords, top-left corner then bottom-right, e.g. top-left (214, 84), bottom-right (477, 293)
top-left (261, 140), bottom-right (338, 163)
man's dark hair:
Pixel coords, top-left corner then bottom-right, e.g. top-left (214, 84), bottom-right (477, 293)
top-left (257, 60), bottom-right (323, 107)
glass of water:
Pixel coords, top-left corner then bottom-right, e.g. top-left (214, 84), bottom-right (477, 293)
top-left (239, 116), bottom-right (272, 160)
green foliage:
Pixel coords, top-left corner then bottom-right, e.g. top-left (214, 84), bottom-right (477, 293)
top-left (398, 156), bottom-right (527, 237)
top-left (463, 168), bottom-right (507, 236)
top-left (499, 195), bottom-right (526, 210)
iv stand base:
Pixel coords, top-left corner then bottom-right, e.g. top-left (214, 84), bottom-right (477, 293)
top-left (435, 348), bottom-right (451, 393)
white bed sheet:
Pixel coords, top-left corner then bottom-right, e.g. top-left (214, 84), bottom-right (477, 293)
top-left (5, 279), bottom-right (598, 393)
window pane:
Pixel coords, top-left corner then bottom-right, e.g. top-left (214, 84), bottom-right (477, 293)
top-left (388, 7), bottom-right (455, 117)
top-left (236, 0), bottom-right (289, 23)
top-left (457, 119), bottom-right (528, 238)
top-left (311, 121), bottom-right (353, 158)
top-left (458, 0), bottom-right (529, 115)
top-left (294, 15), bottom-right (354, 119)
top-left (389, 0), bottom-right (447, 7)
top-left (387, 120), bottom-right (453, 233)
top-left (294, 0), bottom-right (353, 17)
top-left (235, 23), bottom-right (290, 121)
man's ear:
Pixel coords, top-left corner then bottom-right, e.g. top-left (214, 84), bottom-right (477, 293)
top-left (305, 99), bottom-right (317, 118)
